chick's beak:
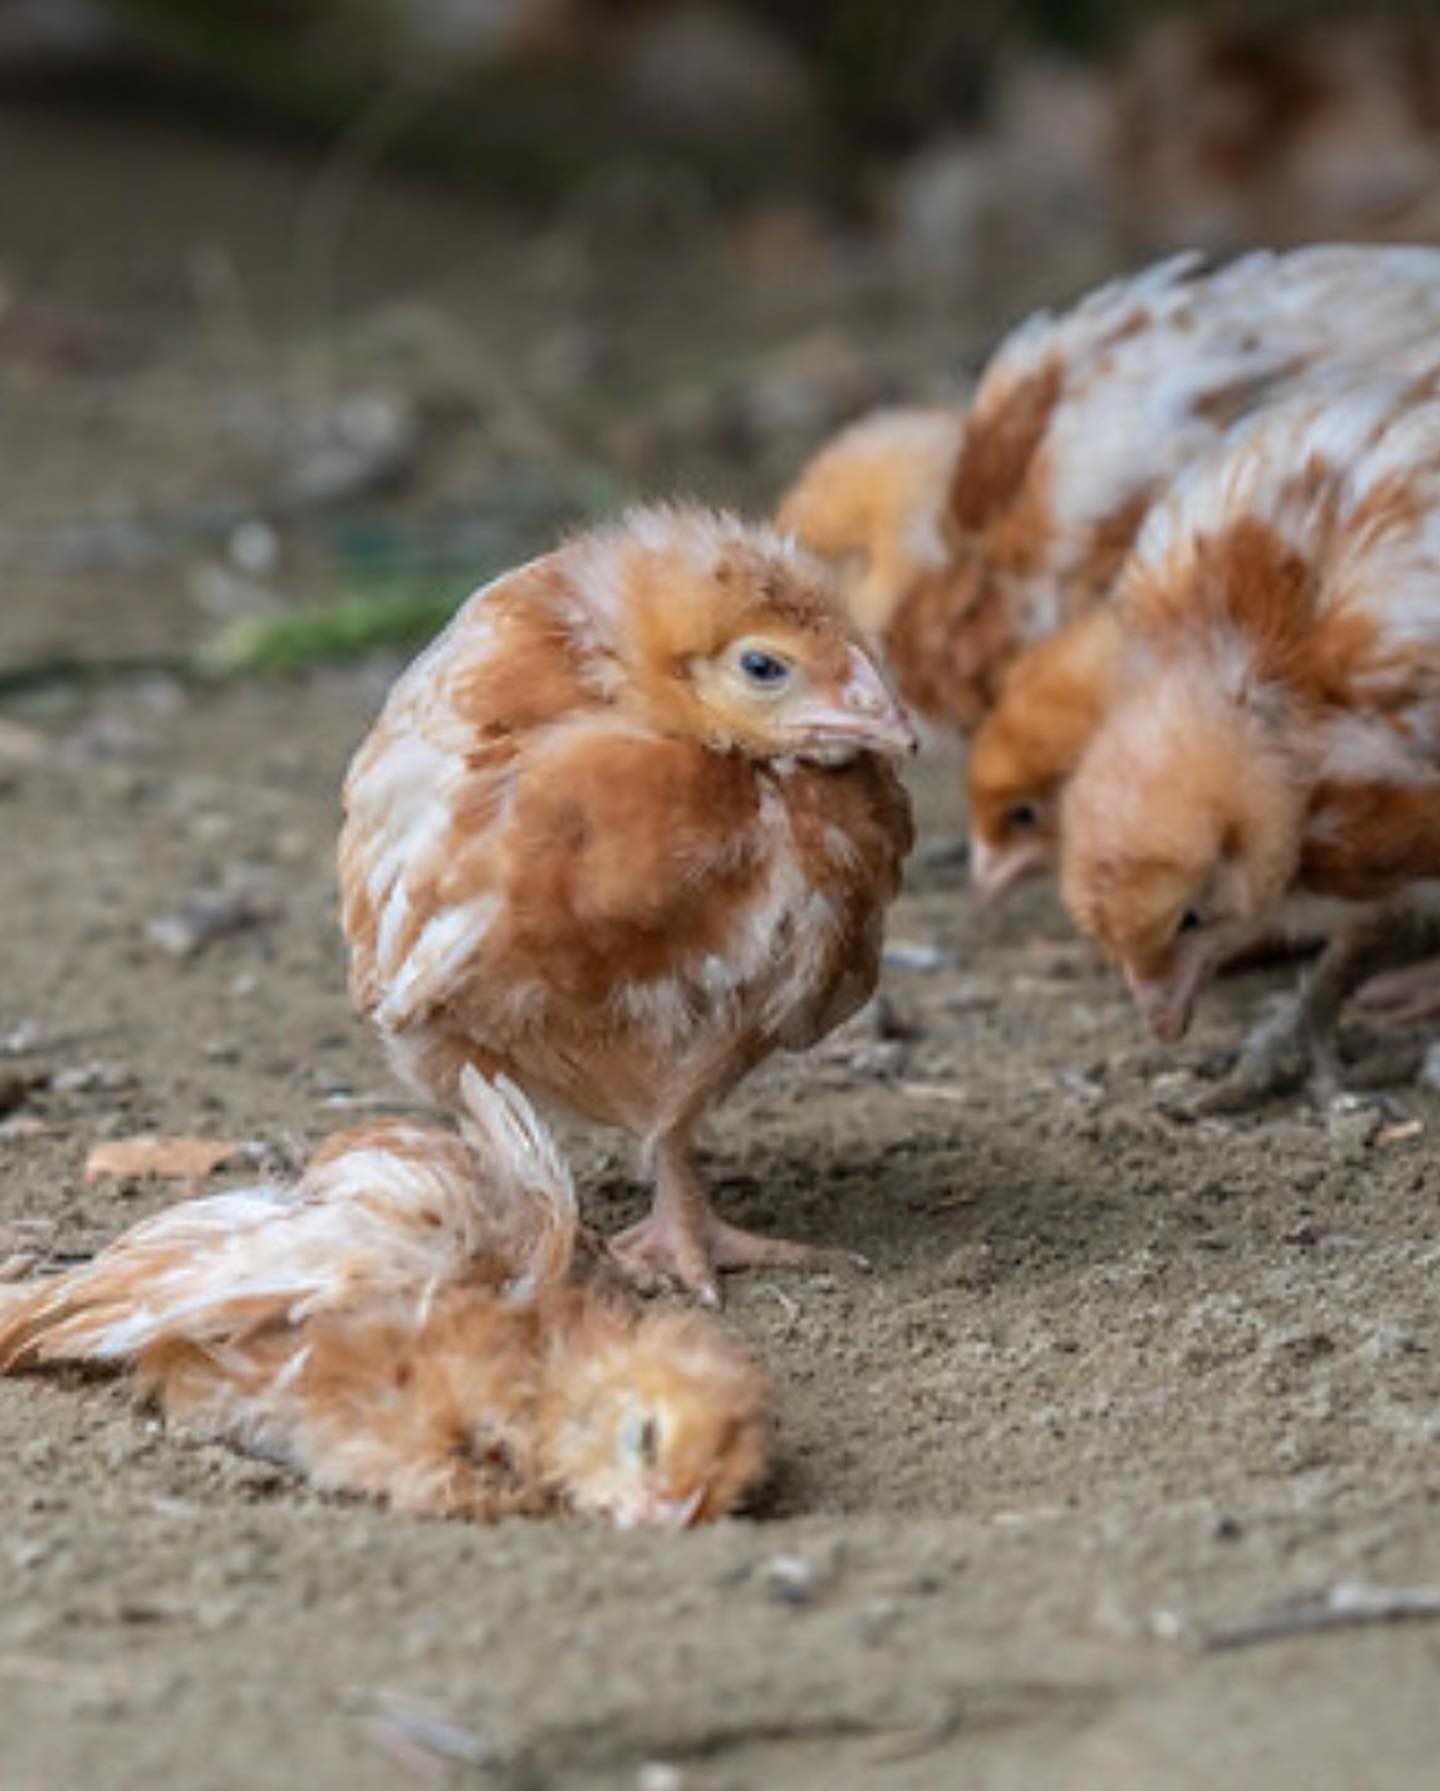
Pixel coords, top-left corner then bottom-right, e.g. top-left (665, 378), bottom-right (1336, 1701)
top-left (787, 647), bottom-right (918, 760)
top-left (1123, 955), bottom-right (1206, 1043)
top-left (612, 1488), bottom-right (705, 1531)
top-left (969, 833), bottom-right (1048, 904)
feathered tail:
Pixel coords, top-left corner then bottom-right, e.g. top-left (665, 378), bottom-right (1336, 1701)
top-left (452, 1067), bottom-right (577, 1297)
top-left (0, 1071), bottom-right (579, 1372)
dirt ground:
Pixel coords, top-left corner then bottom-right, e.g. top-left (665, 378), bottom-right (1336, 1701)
top-left (1, 102), bottom-right (1437, 1791)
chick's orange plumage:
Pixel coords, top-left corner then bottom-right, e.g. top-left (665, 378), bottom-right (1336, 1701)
top-left (965, 603), bottom-right (1122, 902)
top-left (339, 506), bottom-right (915, 1302)
top-left (775, 405), bottom-right (964, 640)
top-left (0, 1072), bottom-right (770, 1527)
top-left (886, 245), bottom-right (1440, 743)
top-left (1059, 361), bottom-right (1440, 1091)
top-left (786, 248), bottom-right (1440, 807)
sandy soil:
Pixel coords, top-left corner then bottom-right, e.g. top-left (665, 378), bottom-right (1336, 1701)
top-left (0, 103), bottom-right (1437, 1791)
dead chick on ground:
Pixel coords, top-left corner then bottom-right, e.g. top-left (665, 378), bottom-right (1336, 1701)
top-left (1060, 361), bottom-right (1440, 1106)
top-left (340, 504), bottom-right (916, 1304)
top-left (0, 1071), bottom-right (770, 1527)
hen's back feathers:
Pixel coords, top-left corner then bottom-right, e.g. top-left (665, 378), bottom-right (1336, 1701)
top-left (883, 244), bottom-right (1440, 730)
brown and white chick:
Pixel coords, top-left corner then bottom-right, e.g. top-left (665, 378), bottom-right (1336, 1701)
top-left (339, 504), bottom-right (916, 1304)
top-left (879, 244), bottom-right (1440, 742)
top-left (0, 1070), bottom-right (771, 1528)
top-left (1059, 362), bottom-right (1440, 1104)
top-left (776, 406), bottom-right (965, 640)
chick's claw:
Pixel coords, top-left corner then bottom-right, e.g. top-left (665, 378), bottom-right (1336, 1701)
top-left (1192, 996), bottom-right (1339, 1116)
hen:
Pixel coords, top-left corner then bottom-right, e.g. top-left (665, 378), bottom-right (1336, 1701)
top-left (1059, 363), bottom-right (1440, 1103)
top-left (787, 246), bottom-right (1440, 759)
top-left (0, 1071), bottom-right (771, 1527)
top-left (339, 505), bottom-right (915, 1303)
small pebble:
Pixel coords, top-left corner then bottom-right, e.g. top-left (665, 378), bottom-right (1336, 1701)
top-left (146, 893), bottom-right (271, 960)
top-left (760, 1540), bottom-right (844, 1608)
top-left (1325, 1093), bottom-right (1380, 1160)
top-left (883, 940), bottom-right (953, 972)
top-left (637, 1764), bottom-right (685, 1791)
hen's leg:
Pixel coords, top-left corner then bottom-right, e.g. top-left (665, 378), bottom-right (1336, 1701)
top-left (1200, 910), bottom-right (1440, 1114)
top-left (609, 1126), bottom-right (864, 1308)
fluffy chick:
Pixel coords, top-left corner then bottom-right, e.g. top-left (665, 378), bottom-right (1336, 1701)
top-left (1060, 364), bottom-right (1440, 1100)
top-left (966, 603), bottom-right (1121, 901)
top-left (339, 504), bottom-right (915, 1303)
top-left (0, 1071), bottom-right (770, 1528)
top-left (878, 244), bottom-right (1440, 738)
top-left (776, 406), bottom-right (964, 638)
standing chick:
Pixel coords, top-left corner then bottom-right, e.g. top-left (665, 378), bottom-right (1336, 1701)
top-left (1059, 365), bottom-right (1440, 1102)
top-left (0, 1071), bottom-right (771, 1527)
top-left (786, 247), bottom-right (1440, 763)
top-left (339, 505), bottom-right (915, 1303)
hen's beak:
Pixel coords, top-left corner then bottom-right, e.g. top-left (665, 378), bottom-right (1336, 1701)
top-left (969, 833), bottom-right (1049, 904)
top-left (788, 647), bottom-right (918, 760)
top-left (1124, 956), bottom-right (1207, 1043)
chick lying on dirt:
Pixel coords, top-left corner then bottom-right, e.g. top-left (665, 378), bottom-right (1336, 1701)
top-left (0, 1071), bottom-right (771, 1528)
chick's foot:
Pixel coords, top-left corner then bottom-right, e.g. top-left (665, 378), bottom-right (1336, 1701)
top-left (1196, 912), bottom-right (1440, 1114)
top-left (1193, 991), bottom-right (1338, 1114)
top-left (610, 1207), bottom-right (866, 1308)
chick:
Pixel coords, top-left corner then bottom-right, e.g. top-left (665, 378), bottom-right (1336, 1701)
top-left (776, 406), bottom-right (964, 639)
top-left (339, 505), bottom-right (916, 1303)
top-left (966, 603), bottom-right (1121, 902)
top-left (0, 1071), bottom-right (771, 1527)
top-left (792, 247), bottom-right (1440, 753)
top-left (1059, 364), bottom-right (1440, 1103)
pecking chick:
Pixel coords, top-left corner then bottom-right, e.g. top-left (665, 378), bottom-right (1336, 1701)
top-left (789, 246), bottom-right (1440, 775)
top-left (0, 1070), bottom-right (770, 1527)
top-left (339, 504), bottom-right (916, 1303)
top-left (1059, 362), bottom-right (1440, 1104)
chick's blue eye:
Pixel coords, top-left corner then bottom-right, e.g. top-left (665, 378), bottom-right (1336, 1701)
top-left (739, 649), bottom-right (790, 685)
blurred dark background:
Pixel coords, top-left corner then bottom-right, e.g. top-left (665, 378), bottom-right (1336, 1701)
top-left (3, 0), bottom-right (1438, 670)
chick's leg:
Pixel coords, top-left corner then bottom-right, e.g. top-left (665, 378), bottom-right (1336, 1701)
top-left (610, 1127), bottom-right (862, 1308)
top-left (1200, 909), bottom-right (1440, 1114)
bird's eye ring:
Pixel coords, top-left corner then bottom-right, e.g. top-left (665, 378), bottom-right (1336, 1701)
top-left (738, 648), bottom-right (791, 686)
top-left (1177, 908), bottom-right (1204, 935)
top-left (1006, 801), bottom-right (1038, 830)
top-left (620, 1412), bottom-right (660, 1466)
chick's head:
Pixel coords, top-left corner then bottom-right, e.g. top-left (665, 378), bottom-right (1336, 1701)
top-left (776, 406), bottom-right (963, 638)
top-left (966, 606), bottom-right (1122, 902)
top-left (1060, 672), bottom-right (1304, 1040)
top-left (576, 507), bottom-right (915, 764)
top-left (542, 1303), bottom-right (770, 1529)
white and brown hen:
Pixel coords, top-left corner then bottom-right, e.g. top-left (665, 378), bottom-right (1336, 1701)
top-left (1060, 360), bottom-right (1440, 1103)
top-left (339, 505), bottom-right (915, 1303)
